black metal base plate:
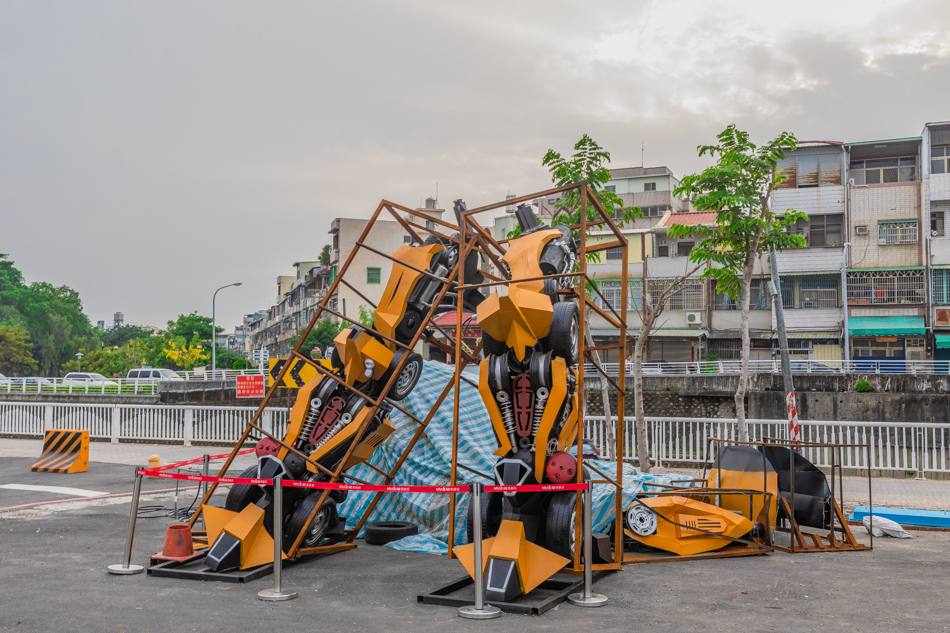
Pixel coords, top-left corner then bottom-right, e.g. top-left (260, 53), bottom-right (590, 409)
top-left (147, 553), bottom-right (275, 583)
top-left (417, 571), bottom-right (611, 616)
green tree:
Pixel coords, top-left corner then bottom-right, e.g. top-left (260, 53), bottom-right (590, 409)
top-left (166, 312), bottom-right (216, 344)
top-left (100, 325), bottom-right (154, 348)
top-left (357, 304), bottom-right (374, 329)
top-left (0, 325), bottom-right (38, 375)
top-left (290, 318), bottom-right (343, 360)
top-left (540, 134), bottom-right (641, 461)
top-left (319, 244), bottom-right (332, 267)
top-left (670, 125), bottom-right (806, 441)
top-left (61, 347), bottom-right (128, 377)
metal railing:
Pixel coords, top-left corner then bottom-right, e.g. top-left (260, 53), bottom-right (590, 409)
top-left (584, 415), bottom-right (950, 475)
top-left (2, 400), bottom-right (946, 476)
top-left (0, 369), bottom-right (271, 395)
top-left (0, 401), bottom-right (287, 446)
top-left (584, 359), bottom-right (950, 376)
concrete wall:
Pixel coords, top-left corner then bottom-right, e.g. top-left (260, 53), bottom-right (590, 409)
top-left (775, 247), bottom-right (844, 273)
top-left (931, 173), bottom-right (950, 201)
top-left (781, 308), bottom-right (842, 331)
top-left (331, 217), bottom-right (406, 321)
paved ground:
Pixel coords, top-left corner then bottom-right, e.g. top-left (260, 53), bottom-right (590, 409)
top-left (1, 438), bottom-right (949, 632)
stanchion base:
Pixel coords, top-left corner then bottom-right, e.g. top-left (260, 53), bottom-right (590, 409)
top-left (107, 564), bottom-right (145, 575)
top-left (567, 592), bottom-right (608, 607)
top-left (458, 604), bottom-right (502, 619)
top-left (258, 588), bottom-right (298, 601)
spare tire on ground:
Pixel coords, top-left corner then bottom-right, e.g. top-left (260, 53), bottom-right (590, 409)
top-left (364, 521), bottom-right (419, 545)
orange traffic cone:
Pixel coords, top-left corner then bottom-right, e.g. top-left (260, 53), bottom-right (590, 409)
top-left (153, 524), bottom-right (198, 562)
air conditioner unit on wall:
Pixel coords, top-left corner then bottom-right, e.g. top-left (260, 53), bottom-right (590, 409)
top-left (686, 312), bottom-right (704, 325)
top-left (855, 225), bottom-right (869, 235)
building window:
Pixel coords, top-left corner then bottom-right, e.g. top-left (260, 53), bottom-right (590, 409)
top-left (847, 269), bottom-right (925, 305)
top-left (777, 154), bottom-right (842, 188)
top-left (595, 279), bottom-right (642, 311)
top-left (641, 205), bottom-right (668, 218)
top-left (852, 338), bottom-right (906, 358)
top-left (933, 268), bottom-right (950, 304)
top-left (931, 146), bottom-right (949, 174)
top-left (647, 278), bottom-right (705, 311)
top-left (932, 211), bottom-right (945, 237)
top-left (605, 246), bottom-right (623, 260)
top-left (850, 157), bottom-right (917, 184)
top-left (714, 279), bottom-right (771, 310)
top-left (657, 244), bottom-right (669, 257)
top-left (878, 220), bottom-right (918, 245)
top-left (644, 182), bottom-right (656, 192)
top-left (676, 242), bottom-right (694, 257)
top-left (604, 185), bottom-right (616, 193)
top-left (791, 214), bottom-right (843, 247)
top-left (708, 339), bottom-right (741, 360)
top-left (403, 235), bottom-right (412, 243)
top-left (426, 220), bottom-right (435, 231)
top-left (367, 267), bottom-right (381, 284)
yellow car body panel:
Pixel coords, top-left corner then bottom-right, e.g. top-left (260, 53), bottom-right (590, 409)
top-left (533, 357), bottom-right (568, 481)
top-left (624, 495), bottom-right (755, 556)
top-left (334, 328), bottom-right (394, 386)
top-left (374, 243), bottom-right (444, 346)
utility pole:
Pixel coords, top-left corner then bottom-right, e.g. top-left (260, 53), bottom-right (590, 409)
top-left (769, 249), bottom-right (799, 442)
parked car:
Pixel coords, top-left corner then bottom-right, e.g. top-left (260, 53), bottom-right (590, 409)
top-left (126, 367), bottom-right (184, 382)
top-left (788, 361), bottom-right (839, 374)
top-left (61, 372), bottom-right (119, 387)
top-left (7, 377), bottom-right (55, 390)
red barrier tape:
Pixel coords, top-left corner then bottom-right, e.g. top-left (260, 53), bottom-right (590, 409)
top-left (137, 468), bottom-right (588, 494)
top-left (149, 448), bottom-right (256, 472)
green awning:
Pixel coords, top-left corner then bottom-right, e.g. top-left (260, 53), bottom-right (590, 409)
top-left (848, 316), bottom-right (925, 336)
top-left (651, 329), bottom-right (707, 338)
top-left (936, 334), bottom-right (950, 349)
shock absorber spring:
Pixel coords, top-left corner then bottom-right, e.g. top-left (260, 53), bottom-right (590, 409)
top-left (312, 413), bottom-right (352, 452)
top-left (532, 388), bottom-right (549, 438)
top-left (296, 397), bottom-right (322, 449)
top-left (496, 391), bottom-right (517, 448)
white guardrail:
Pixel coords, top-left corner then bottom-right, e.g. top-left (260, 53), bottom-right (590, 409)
top-left (0, 402), bottom-right (288, 446)
top-left (0, 370), bottom-right (270, 396)
top-left (1, 401), bottom-right (947, 475)
top-left (585, 359), bottom-right (950, 376)
top-left (583, 416), bottom-right (950, 475)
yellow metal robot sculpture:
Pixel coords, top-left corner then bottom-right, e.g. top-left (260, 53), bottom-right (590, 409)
top-left (203, 228), bottom-right (486, 572)
top-left (454, 204), bottom-right (584, 602)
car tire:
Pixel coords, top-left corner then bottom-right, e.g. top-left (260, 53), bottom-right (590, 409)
top-left (285, 494), bottom-right (337, 549)
top-left (381, 350), bottom-right (424, 401)
top-left (364, 521), bottom-right (419, 545)
top-left (466, 490), bottom-right (504, 544)
top-left (550, 302), bottom-right (579, 365)
top-left (224, 466), bottom-right (263, 513)
top-left (545, 491), bottom-right (578, 560)
top-left (482, 331), bottom-right (507, 357)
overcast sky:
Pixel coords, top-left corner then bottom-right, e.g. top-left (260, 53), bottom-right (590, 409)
top-left (2, 1), bottom-right (949, 331)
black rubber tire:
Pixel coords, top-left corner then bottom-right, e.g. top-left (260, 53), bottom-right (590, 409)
top-left (382, 350), bottom-right (424, 401)
top-left (330, 344), bottom-right (343, 371)
top-left (364, 521), bottom-right (419, 545)
top-left (224, 466), bottom-right (263, 513)
top-left (545, 490), bottom-right (578, 560)
top-left (395, 308), bottom-right (423, 344)
top-left (487, 354), bottom-right (511, 394)
top-left (529, 351), bottom-right (553, 390)
top-left (481, 331), bottom-right (507, 357)
top-left (285, 494), bottom-right (337, 549)
top-left (550, 302), bottom-right (579, 365)
top-left (466, 490), bottom-right (503, 544)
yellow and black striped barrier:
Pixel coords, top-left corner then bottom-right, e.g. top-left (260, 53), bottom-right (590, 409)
top-left (31, 429), bottom-right (89, 474)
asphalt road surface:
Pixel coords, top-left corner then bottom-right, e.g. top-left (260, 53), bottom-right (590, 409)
top-left (1, 454), bottom-right (948, 633)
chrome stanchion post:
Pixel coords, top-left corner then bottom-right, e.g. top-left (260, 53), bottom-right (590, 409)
top-left (568, 482), bottom-right (607, 607)
top-left (107, 467), bottom-right (146, 575)
top-left (200, 454), bottom-right (210, 528)
top-left (258, 475), bottom-right (297, 601)
top-left (459, 483), bottom-right (501, 619)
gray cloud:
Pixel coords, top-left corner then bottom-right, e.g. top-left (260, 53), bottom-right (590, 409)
top-left (1, 0), bottom-right (948, 329)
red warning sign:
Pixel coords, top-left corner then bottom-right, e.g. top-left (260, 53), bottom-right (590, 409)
top-left (236, 375), bottom-right (265, 398)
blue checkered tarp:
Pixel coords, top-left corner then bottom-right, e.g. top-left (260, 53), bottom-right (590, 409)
top-left (339, 361), bottom-right (690, 554)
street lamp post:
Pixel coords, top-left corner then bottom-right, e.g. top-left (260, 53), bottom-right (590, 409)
top-left (76, 352), bottom-right (84, 372)
top-left (212, 282), bottom-right (242, 380)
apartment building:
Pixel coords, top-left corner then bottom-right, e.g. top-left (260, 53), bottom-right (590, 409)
top-left (923, 122), bottom-right (950, 363)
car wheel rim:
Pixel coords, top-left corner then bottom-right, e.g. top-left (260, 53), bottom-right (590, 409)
top-left (569, 506), bottom-right (576, 555)
top-left (396, 361), bottom-right (419, 394)
top-left (305, 508), bottom-right (329, 547)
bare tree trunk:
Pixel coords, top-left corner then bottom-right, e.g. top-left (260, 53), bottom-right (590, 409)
top-left (734, 253), bottom-right (757, 442)
top-left (632, 321), bottom-right (652, 472)
top-left (585, 307), bottom-right (615, 453)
